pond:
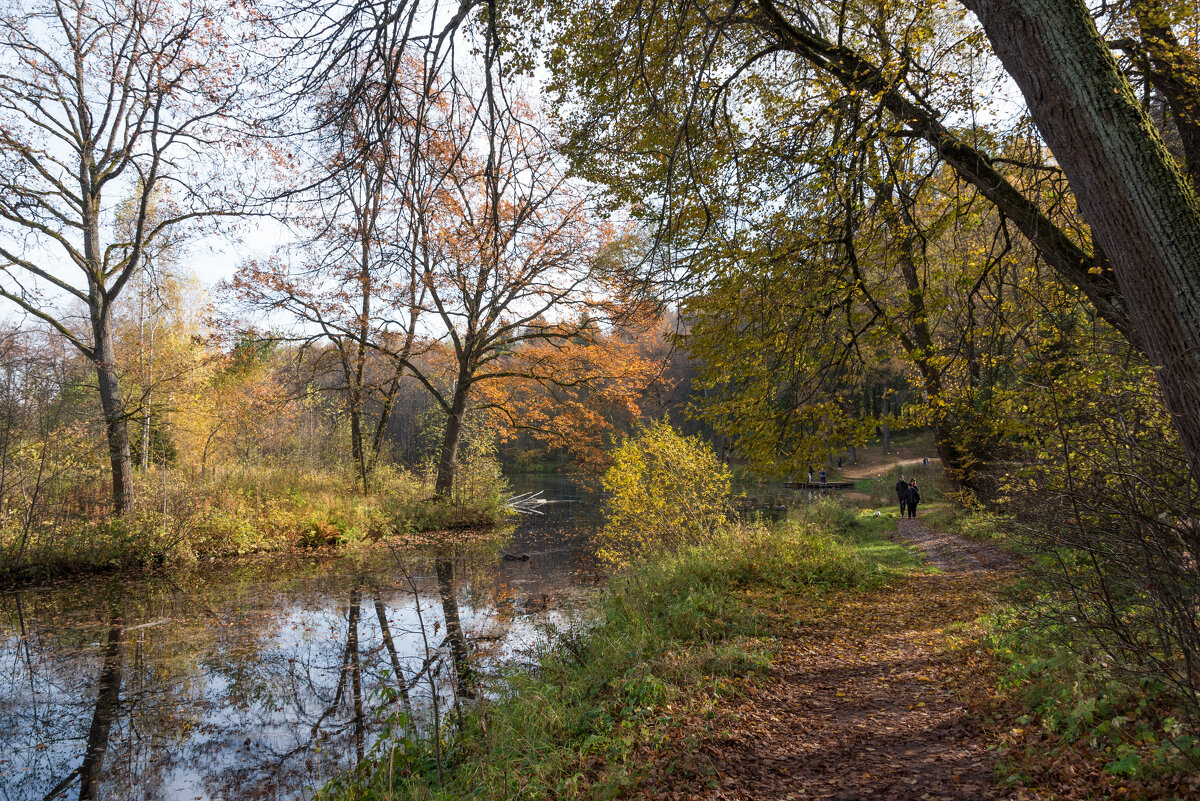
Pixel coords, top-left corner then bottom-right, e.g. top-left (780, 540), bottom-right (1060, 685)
top-left (0, 476), bottom-right (603, 801)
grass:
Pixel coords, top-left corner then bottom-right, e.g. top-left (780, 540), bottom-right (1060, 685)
top-left (0, 460), bottom-right (511, 583)
top-left (317, 499), bottom-right (920, 800)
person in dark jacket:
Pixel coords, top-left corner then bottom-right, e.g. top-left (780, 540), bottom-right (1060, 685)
top-left (895, 473), bottom-right (907, 515)
top-left (906, 479), bottom-right (921, 518)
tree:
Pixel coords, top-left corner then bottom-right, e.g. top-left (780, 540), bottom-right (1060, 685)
top-left (960, 0), bottom-right (1200, 482)
top-left (414, 89), bottom-right (623, 497)
top-left (0, 0), bottom-right (256, 513)
top-left (233, 59), bottom-right (439, 491)
top-left (598, 419), bottom-right (731, 566)
top-left (532, 0), bottom-right (1200, 482)
top-left (480, 310), bottom-right (673, 471)
top-left (114, 186), bottom-right (190, 471)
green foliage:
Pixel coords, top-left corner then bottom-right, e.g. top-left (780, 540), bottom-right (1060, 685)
top-left (597, 421), bottom-right (731, 565)
top-left (924, 500), bottom-right (1200, 789)
top-left (319, 500), bottom-right (917, 800)
top-left (986, 601), bottom-right (1200, 786)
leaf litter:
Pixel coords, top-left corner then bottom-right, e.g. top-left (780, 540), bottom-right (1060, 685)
top-left (632, 518), bottom-right (1032, 800)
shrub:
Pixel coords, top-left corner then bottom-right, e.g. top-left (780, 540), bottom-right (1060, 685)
top-left (597, 421), bottom-right (731, 566)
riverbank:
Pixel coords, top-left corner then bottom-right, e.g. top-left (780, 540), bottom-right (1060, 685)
top-left (318, 500), bottom-right (923, 799)
top-left (1, 480), bottom-right (602, 801)
top-left (0, 465), bottom-right (510, 584)
top-left (318, 498), bottom-right (1200, 800)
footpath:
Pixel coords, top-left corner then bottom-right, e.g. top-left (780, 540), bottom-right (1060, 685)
top-left (644, 518), bottom-right (1028, 801)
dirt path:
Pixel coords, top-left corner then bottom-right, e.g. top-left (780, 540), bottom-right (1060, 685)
top-left (836, 457), bottom-right (932, 482)
top-left (648, 519), bottom-right (1025, 801)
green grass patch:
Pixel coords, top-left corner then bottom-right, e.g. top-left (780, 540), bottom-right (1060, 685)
top-left (319, 499), bottom-right (916, 800)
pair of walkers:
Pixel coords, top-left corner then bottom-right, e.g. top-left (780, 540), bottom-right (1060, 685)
top-left (894, 474), bottom-right (921, 518)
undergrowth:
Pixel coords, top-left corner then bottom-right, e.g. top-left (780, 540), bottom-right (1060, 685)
top-left (318, 499), bottom-right (918, 800)
top-left (0, 461), bottom-right (509, 583)
top-left (941, 508), bottom-right (1200, 795)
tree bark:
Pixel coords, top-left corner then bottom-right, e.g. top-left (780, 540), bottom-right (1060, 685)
top-left (434, 380), bottom-right (470, 498)
top-left (93, 314), bottom-right (134, 515)
top-left (962, 0), bottom-right (1200, 484)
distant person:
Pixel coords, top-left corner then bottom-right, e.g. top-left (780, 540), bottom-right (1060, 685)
top-left (923, 456), bottom-right (929, 468)
top-left (906, 479), bottom-right (921, 519)
top-left (895, 473), bottom-right (907, 515)
top-left (807, 468), bottom-right (814, 484)
top-left (837, 456), bottom-right (843, 469)
top-left (819, 467), bottom-right (827, 485)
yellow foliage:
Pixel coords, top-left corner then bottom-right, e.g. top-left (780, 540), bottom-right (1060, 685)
top-left (597, 420), bottom-right (731, 566)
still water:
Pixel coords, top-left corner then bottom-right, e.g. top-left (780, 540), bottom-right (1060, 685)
top-left (0, 476), bottom-right (602, 801)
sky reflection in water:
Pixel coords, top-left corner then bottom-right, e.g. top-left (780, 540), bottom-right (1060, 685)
top-left (0, 476), bottom-right (602, 801)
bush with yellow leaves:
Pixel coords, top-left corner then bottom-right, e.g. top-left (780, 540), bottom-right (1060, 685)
top-left (597, 420), bottom-right (731, 566)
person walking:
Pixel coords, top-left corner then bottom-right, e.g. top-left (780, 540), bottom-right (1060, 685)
top-left (894, 473), bottom-right (907, 515)
top-left (819, 467), bottom-right (827, 485)
top-left (906, 479), bottom-right (921, 519)
top-left (807, 467), bottom-right (814, 484)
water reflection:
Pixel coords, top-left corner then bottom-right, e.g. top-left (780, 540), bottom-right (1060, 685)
top-left (79, 613), bottom-right (122, 801)
top-left (0, 477), bottom-right (602, 801)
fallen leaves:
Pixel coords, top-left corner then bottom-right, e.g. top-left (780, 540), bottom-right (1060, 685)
top-left (630, 520), bottom-right (1027, 800)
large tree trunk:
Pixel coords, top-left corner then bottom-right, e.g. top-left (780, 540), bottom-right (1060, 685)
top-left (93, 319), bottom-right (134, 516)
top-left (962, 0), bottom-right (1200, 484)
top-left (434, 381), bottom-right (470, 499)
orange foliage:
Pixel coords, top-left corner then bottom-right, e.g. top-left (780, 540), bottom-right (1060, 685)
top-left (476, 313), bottom-right (677, 470)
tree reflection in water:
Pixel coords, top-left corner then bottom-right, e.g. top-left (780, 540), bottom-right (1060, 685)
top-left (0, 524), bottom-right (595, 801)
top-left (435, 555), bottom-right (475, 698)
top-left (78, 614), bottom-right (123, 800)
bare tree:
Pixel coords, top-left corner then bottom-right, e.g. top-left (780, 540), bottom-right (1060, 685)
top-left (415, 86), bottom-right (619, 497)
top-left (234, 57), bottom-right (442, 492)
top-left (246, 0), bottom-right (625, 498)
top-left (0, 0), bottom-right (256, 513)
